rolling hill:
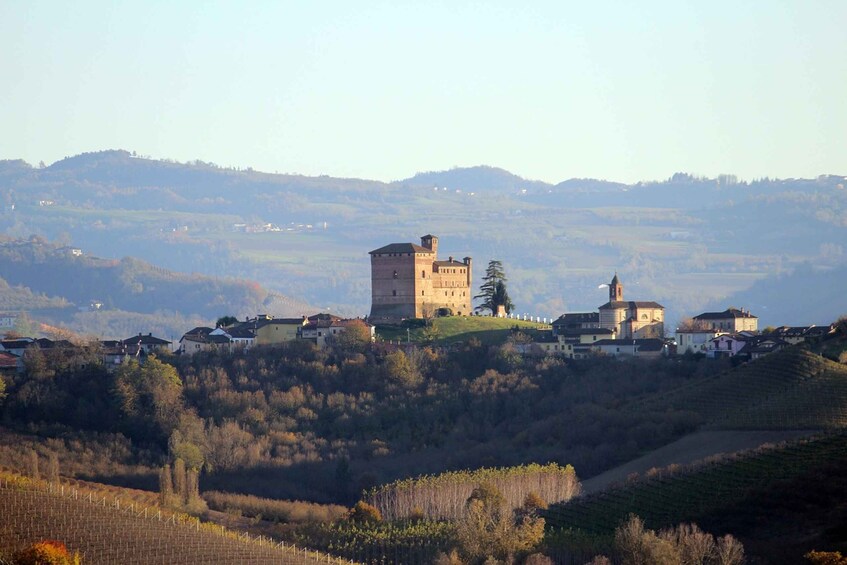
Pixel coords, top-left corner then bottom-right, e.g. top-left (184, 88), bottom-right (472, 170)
top-left (0, 470), bottom-right (343, 565)
top-left (0, 236), bottom-right (312, 339)
top-left (544, 345), bottom-right (847, 562)
top-left (1, 151), bottom-right (845, 325)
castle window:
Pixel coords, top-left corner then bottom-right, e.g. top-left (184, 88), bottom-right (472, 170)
top-left (393, 270), bottom-right (398, 279)
top-left (421, 270), bottom-right (425, 278)
top-left (421, 291), bottom-right (424, 296)
top-left (393, 290), bottom-right (397, 296)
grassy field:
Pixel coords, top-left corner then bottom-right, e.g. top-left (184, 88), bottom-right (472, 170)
top-left (375, 316), bottom-right (548, 345)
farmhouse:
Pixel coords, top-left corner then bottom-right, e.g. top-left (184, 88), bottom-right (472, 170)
top-left (369, 234), bottom-right (472, 321)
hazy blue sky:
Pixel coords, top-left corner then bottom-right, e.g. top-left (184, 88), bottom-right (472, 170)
top-left (1, 1), bottom-right (845, 183)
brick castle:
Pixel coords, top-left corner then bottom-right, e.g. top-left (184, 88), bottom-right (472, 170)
top-left (369, 235), bottom-right (472, 320)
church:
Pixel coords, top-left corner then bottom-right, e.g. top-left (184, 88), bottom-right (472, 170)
top-left (598, 273), bottom-right (665, 338)
top-left (368, 235), bottom-right (472, 321)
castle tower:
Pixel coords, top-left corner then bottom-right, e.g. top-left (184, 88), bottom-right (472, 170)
top-left (421, 234), bottom-right (438, 256)
top-left (609, 273), bottom-right (623, 302)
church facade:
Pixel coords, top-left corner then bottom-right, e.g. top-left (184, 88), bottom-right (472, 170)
top-left (598, 273), bottom-right (665, 339)
top-left (369, 235), bottom-right (472, 321)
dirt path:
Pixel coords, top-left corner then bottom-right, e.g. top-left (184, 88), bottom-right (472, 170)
top-left (580, 430), bottom-right (819, 495)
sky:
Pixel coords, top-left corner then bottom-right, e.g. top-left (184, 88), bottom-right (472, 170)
top-left (1, 1), bottom-right (845, 184)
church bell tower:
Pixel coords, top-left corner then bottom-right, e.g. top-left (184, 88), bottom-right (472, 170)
top-left (609, 273), bottom-right (623, 302)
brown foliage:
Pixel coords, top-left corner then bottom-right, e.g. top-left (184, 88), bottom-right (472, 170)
top-left (806, 551), bottom-right (847, 565)
top-left (204, 490), bottom-right (347, 524)
top-left (348, 500), bottom-right (382, 523)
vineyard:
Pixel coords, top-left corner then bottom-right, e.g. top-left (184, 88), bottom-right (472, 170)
top-left (544, 432), bottom-right (847, 545)
top-left (0, 473), bottom-right (356, 565)
top-left (297, 519), bottom-right (455, 565)
top-left (631, 348), bottom-right (847, 430)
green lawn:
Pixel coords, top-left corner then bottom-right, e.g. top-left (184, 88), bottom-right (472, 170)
top-left (376, 315), bottom-right (548, 345)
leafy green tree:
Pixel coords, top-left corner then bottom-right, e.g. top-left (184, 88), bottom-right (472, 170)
top-left (113, 357), bottom-right (183, 444)
top-left (216, 315), bottom-right (238, 328)
top-left (474, 260), bottom-right (513, 315)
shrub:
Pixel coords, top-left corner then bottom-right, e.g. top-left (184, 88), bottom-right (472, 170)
top-left (348, 500), bottom-right (382, 523)
top-left (13, 540), bottom-right (82, 565)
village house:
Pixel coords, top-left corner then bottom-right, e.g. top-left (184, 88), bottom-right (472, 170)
top-left (300, 314), bottom-right (375, 349)
top-left (369, 234), bottom-right (472, 321)
top-left (706, 332), bottom-right (757, 358)
top-left (122, 333), bottom-right (172, 354)
top-left (178, 327), bottom-right (217, 355)
top-left (765, 324), bottom-right (836, 345)
top-left (224, 326), bottom-right (256, 352)
top-left (0, 338), bottom-right (34, 357)
top-left (250, 315), bottom-right (307, 345)
top-left (675, 328), bottom-right (727, 354)
top-left (551, 312), bottom-right (600, 335)
top-left (741, 335), bottom-right (790, 360)
top-left (0, 351), bottom-right (21, 375)
top-left (101, 339), bottom-right (146, 366)
top-left (590, 338), bottom-right (666, 359)
top-left (528, 327), bottom-right (617, 359)
top-left (693, 307), bottom-right (758, 332)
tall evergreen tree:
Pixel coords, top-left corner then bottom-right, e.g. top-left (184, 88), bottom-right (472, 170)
top-left (474, 260), bottom-right (513, 314)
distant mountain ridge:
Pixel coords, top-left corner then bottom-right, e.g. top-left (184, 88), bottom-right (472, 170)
top-left (1, 149), bottom-right (846, 327)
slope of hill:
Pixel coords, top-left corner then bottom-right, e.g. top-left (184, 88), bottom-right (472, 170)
top-left (0, 473), bottom-right (345, 565)
top-left (0, 236), bottom-right (312, 338)
top-left (707, 262), bottom-right (847, 327)
top-left (545, 433), bottom-right (847, 563)
top-left (578, 429), bottom-right (817, 495)
top-left (631, 348), bottom-right (847, 430)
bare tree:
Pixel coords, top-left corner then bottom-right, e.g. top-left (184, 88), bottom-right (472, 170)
top-left (714, 535), bottom-right (745, 565)
top-left (159, 464), bottom-right (173, 507)
top-left (27, 449), bottom-right (39, 479)
top-left (47, 452), bottom-right (60, 484)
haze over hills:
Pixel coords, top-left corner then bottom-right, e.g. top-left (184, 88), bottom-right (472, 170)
top-left (1, 150), bottom-right (845, 328)
top-left (0, 236), bottom-right (312, 339)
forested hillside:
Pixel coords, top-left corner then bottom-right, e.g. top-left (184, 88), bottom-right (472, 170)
top-left (1, 324), bottom-right (845, 563)
top-left (0, 236), bottom-right (311, 338)
top-left (1, 151), bottom-right (845, 324)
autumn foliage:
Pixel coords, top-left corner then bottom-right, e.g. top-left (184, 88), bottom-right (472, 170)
top-left (13, 540), bottom-right (82, 565)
